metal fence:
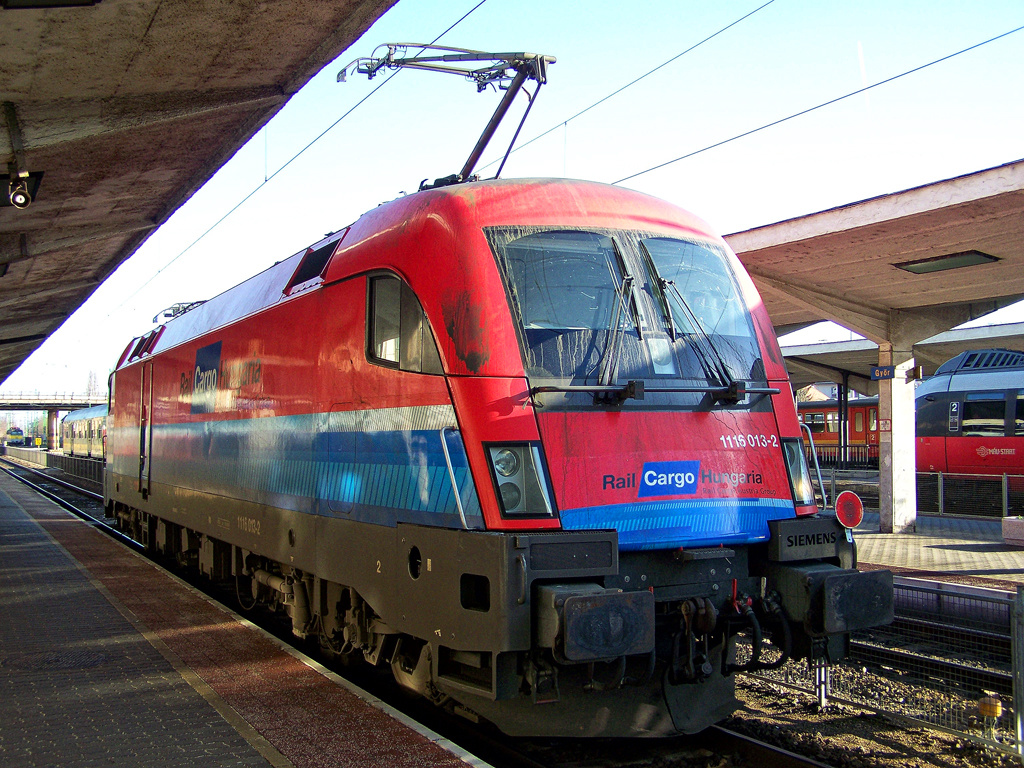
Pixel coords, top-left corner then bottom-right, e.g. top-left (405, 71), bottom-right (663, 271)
top-left (745, 580), bottom-right (1024, 760)
top-left (1, 445), bottom-right (104, 485)
top-left (804, 443), bottom-right (879, 470)
top-left (807, 469), bottom-right (1024, 518)
top-left (918, 472), bottom-right (1024, 518)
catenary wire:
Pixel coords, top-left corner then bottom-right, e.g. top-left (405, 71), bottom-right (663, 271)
top-left (613, 23), bottom-right (1024, 185)
top-left (475, 0), bottom-right (776, 175)
top-left (116, 0), bottom-right (491, 310)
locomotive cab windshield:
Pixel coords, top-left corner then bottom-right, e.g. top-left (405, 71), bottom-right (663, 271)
top-left (487, 226), bottom-right (767, 408)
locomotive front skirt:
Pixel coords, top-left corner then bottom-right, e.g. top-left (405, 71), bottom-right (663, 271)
top-left (106, 178), bottom-right (892, 737)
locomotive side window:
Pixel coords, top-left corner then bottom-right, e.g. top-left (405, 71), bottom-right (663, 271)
top-left (368, 275), bottom-right (443, 374)
top-left (1016, 393), bottom-right (1024, 436)
top-left (371, 276), bottom-right (401, 363)
top-left (962, 392), bottom-right (1007, 436)
top-left (868, 408), bottom-right (878, 432)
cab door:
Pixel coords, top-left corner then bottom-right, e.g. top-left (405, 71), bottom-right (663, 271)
top-left (138, 362), bottom-right (154, 498)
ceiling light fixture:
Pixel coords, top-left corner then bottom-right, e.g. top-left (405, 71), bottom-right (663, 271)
top-left (894, 250), bottom-right (999, 275)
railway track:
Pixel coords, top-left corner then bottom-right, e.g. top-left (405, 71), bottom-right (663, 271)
top-left (0, 457), bottom-right (835, 768)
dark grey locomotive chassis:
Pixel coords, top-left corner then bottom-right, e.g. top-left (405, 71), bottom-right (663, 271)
top-left (106, 468), bottom-right (893, 736)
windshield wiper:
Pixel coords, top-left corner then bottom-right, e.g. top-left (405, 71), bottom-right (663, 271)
top-left (659, 277), bottom-right (736, 392)
top-left (596, 237), bottom-right (637, 390)
top-left (531, 379), bottom-right (779, 404)
top-left (638, 241), bottom-right (678, 341)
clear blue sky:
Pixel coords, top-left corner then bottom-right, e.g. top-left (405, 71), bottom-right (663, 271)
top-left (4, 0), bottom-right (1023, 395)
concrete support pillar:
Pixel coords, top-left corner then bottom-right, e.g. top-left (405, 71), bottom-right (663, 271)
top-left (877, 342), bottom-right (917, 533)
top-left (46, 409), bottom-right (58, 451)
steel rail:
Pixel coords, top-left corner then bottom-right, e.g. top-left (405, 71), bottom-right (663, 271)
top-left (0, 459), bottom-right (138, 551)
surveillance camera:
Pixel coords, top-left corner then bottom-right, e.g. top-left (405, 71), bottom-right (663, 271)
top-left (8, 180), bottom-right (31, 210)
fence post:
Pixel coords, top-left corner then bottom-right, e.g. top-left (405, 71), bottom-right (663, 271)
top-left (1004, 474), bottom-right (1010, 518)
top-left (830, 465), bottom-right (836, 508)
top-left (938, 472), bottom-right (944, 516)
top-left (1013, 586), bottom-right (1024, 763)
top-left (812, 657), bottom-right (830, 709)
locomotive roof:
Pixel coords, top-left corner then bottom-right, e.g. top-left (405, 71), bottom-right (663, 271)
top-left (117, 178), bottom-right (733, 371)
top-left (916, 348), bottom-right (1024, 398)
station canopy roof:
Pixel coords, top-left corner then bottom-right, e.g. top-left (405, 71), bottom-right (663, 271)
top-left (2, 3), bottom-right (1023, 394)
top-left (726, 158), bottom-right (1024, 394)
top-left (0, 0), bottom-right (394, 385)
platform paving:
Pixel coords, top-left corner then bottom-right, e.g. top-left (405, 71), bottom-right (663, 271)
top-left (856, 512), bottom-right (1024, 588)
top-left (3, 464), bottom-right (1022, 766)
top-left (0, 471), bottom-right (476, 768)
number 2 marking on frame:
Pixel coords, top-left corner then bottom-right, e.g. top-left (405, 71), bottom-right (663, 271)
top-left (376, 560), bottom-right (382, 574)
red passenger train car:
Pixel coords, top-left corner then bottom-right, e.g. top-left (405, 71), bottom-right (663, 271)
top-left (797, 349), bottom-right (1024, 476)
top-left (105, 179), bottom-right (891, 737)
top-left (797, 397), bottom-right (880, 467)
top-left (916, 349), bottom-right (1024, 475)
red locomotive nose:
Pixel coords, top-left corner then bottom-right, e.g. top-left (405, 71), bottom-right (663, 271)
top-left (835, 490), bottom-right (865, 529)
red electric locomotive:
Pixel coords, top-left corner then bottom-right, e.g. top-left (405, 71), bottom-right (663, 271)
top-left (106, 178), bottom-right (891, 737)
top-left (916, 349), bottom-right (1024, 475)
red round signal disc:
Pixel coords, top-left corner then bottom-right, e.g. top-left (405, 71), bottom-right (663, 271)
top-left (835, 490), bottom-right (864, 529)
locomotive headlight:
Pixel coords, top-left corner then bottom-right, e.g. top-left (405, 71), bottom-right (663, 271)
top-left (782, 437), bottom-right (817, 508)
top-left (487, 443), bottom-right (556, 517)
top-left (493, 448), bottom-right (521, 477)
top-left (499, 482), bottom-right (522, 510)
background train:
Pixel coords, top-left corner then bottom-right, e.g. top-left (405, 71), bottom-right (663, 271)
top-left (797, 348), bottom-right (1024, 475)
top-left (104, 178), bottom-right (891, 738)
top-left (797, 397), bottom-right (879, 467)
top-left (3, 426), bottom-right (25, 447)
top-left (61, 404), bottom-right (107, 459)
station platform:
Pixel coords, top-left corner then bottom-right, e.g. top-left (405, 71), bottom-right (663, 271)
top-left (0, 471), bottom-right (478, 768)
top-left (856, 512), bottom-right (1024, 590)
top-left (2, 472), bottom-right (1021, 768)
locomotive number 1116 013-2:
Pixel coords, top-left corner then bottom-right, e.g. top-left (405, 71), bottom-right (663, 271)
top-left (719, 433), bottom-right (780, 449)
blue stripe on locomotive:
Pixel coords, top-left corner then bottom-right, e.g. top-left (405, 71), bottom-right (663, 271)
top-left (559, 497), bottom-right (796, 550)
top-left (146, 407), bottom-right (483, 529)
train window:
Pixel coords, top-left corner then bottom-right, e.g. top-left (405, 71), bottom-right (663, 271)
top-left (826, 412), bottom-right (838, 433)
top-left (368, 275), bottom-right (443, 374)
top-left (962, 393), bottom-right (1006, 436)
top-left (371, 276), bottom-right (401, 363)
top-left (854, 412), bottom-right (864, 432)
top-left (1016, 394), bottom-right (1024, 436)
top-left (868, 408), bottom-right (877, 432)
top-left (487, 226), bottom-right (763, 391)
top-left (803, 412), bottom-right (826, 433)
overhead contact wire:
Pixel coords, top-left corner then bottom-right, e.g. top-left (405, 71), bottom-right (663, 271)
top-left (613, 23), bottom-right (1024, 185)
top-left (120, 0), bottom-right (491, 308)
top-left (476, 0), bottom-right (777, 174)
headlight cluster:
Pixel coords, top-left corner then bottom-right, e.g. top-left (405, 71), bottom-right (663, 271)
top-left (781, 437), bottom-right (817, 508)
top-left (487, 444), bottom-right (556, 517)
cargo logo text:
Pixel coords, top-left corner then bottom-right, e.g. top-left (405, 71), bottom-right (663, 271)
top-left (189, 342), bottom-right (222, 414)
top-left (180, 341), bottom-right (263, 414)
top-left (638, 461), bottom-right (700, 497)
